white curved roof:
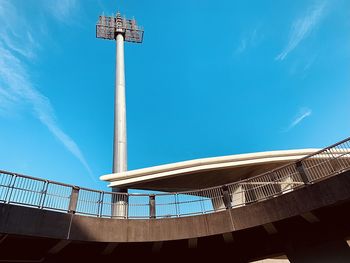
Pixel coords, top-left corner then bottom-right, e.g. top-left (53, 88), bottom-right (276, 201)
top-left (100, 149), bottom-right (320, 191)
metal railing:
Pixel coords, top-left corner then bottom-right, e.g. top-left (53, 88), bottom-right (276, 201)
top-left (1, 137), bottom-right (350, 219)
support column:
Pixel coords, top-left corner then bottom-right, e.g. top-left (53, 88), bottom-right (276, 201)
top-left (230, 184), bottom-right (246, 207)
top-left (114, 33), bottom-right (127, 173)
top-left (280, 175), bottom-right (294, 193)
top-left (111, 186), bottom-right (128, 218)
top-left (112, 33), bottom-right (128, 218)
top-left (149, 194), bottom-right (156, 219)
top-left (211, 193), bottom-right (226, 211)
top-left (211, 184), bottom-right (246, 211)
top-left (278, 162), bottom-right (309, 194)
top-left (296, 161), bottom-right (309, 185)
top-left (68, 186), bottom-right (79, 214)
top-left (211, 186), bottom-right (230, 211)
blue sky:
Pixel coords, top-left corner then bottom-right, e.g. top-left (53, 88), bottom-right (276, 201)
top-left (0, 0), bottom-right (349, 191)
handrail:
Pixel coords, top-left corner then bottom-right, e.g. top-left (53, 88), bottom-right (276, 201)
top-left (0, 137), bottom-right (350, 219)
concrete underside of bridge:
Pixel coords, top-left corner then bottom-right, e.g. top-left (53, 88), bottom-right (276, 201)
top-left (1, 170), bottom-right (350, 262)
top-left (100, 149), bottom-right (320, 191)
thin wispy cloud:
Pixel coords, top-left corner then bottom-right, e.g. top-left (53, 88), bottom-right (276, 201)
top-left (284, 108), bottom-right (312, 132)
top-left (235, 27), bottom-right (263, 55)
top-left (0, 1), bottom-right (35, 60)
top-left (236, 39), bottom-right (247, 54)
top-left (276, 1), bottom-right (327, 61)
top-left (0, 0), bottom-right (95, 181)
top-left (45, 0), bottom-right (79, 23)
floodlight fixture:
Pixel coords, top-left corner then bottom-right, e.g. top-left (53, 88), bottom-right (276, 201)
top-left (96, 12), bottom-right (144, 43)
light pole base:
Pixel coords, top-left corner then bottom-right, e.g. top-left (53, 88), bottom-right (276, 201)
top-left (111, 187), bottom-right (128, 219)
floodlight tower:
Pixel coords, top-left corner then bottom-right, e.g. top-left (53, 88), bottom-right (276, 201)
top-left (96, 12), bottom-right (144, 217)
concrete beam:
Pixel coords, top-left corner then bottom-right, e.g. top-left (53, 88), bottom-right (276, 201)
top-left (263, 223), bottom-right (278, 235)
top-left (152, 241), bottom-right (163, 253)
top-left (346, 239), bottom-right (350, 248)
top-left (222, 232), bottom-right (234, 243)
top-left (250, 257), bottom-right (290, 263)
top-left (101, 243), bottom-right (119, 255)
top-left (301, 212), bottom-right (320, 223)
top-left (188, 238), bottom-right (198, 249)
top-left (0, 234), bottom-right (8, 244)
top-left (47, 240), bottom-right (71, 254)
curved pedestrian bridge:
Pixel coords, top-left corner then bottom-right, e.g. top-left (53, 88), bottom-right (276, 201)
top-left (1, 137), bottom-right (350, 262)
top-left (0, 137), bottom-right (350, 220)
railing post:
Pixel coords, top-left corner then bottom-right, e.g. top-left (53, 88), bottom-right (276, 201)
top-left (222, 185), bottom-right (231, 209)
top-left (38, 181), bottom-right (49, 209)
top-left (97, 191), bottom-right (104, 217)
top-left (175, 193), bottom-right (180, 217)
top-left (296, 161), bottom-right (310, 185)
top-left (68, 186), bottom-right (80, 214)
top-left (199, 190), bottom-right (205, 214)
top-left (149, 194), bottom-right (156, 219)
top-left (5, 174), bottom-right (17, 203)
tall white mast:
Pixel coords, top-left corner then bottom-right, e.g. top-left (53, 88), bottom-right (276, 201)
top-left (96, 11), bottom-right (144, 218)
